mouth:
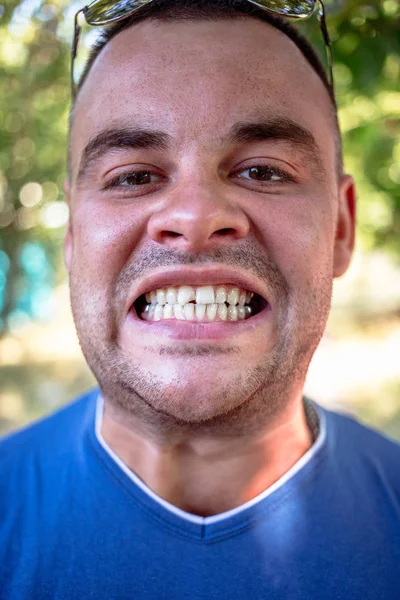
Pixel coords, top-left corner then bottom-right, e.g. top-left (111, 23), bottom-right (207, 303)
top-left (133, 283), bottom-right (268, 323)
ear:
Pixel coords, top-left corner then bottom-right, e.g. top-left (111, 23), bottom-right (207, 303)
top-left (63, 179), bottom-right (73, 273)
top-left (333, 174), bottom-right (356, 278)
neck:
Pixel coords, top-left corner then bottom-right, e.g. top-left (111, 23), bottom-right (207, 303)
top-left (100, 394), bottom-right (314, 517)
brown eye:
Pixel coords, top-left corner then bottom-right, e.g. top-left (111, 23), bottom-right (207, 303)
top-left (104, 169), bottom-right (165, 191)
top-left (243, 166), bottom-right (281, 181)
top-left (125, 171), bottom-right (151, 185)
top-left (234, 163), bottom-right (294, 186)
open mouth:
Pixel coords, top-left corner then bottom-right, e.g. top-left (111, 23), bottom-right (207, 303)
top-left (133, 284), bottom-right (268, 322)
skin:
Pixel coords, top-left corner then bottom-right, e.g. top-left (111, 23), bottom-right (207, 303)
top-left (65, 18), bottom-right (356, 517)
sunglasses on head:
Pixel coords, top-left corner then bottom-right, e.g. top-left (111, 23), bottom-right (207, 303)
top-left (71, 0), bottom-right (333, 98)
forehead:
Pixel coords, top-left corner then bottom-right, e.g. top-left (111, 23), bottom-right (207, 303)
top-left (71, 18), bottom-right (335, 174)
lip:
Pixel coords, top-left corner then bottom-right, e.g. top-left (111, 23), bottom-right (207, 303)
top-left (125, 265), bottom-right (272, 314)
top-left (126, 302), bottom-right (272, 341)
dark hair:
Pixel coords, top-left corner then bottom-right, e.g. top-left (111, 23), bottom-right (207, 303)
top-left (69, 0), bottom-right (342, 175)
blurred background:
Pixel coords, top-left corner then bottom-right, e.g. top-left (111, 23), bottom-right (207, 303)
top-left (0, 0), bottom-right (399, 437)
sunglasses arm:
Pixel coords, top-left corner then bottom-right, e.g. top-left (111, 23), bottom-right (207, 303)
top-left (317, 0), bottom-right (334, 91)
top-left (71, 8), bottom-right (85, 99)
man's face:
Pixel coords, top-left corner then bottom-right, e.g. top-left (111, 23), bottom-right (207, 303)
top-left (66, 18), bottom-right (355, 429)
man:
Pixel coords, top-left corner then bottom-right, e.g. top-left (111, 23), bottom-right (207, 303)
top-left (1, 0), bottom-right (399, 598)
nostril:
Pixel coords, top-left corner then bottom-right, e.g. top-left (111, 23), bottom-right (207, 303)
top-left (160, 231), bottom-right (182, 239)
top-left (216, 228), bottom-right (236, 236)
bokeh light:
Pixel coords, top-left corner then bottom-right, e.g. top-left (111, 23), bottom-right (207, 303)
top-left (19, 181), bottom-right (43, 207)
top-left (39, 201), bottom-right (69, 229)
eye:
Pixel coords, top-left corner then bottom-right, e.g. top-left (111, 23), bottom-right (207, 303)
top-left (104, 169), bottom-right (165, 190)
top-left (234, 164), bottom-right (294, 184)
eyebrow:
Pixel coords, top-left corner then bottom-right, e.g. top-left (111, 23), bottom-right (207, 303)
top-left (77, 128), bottom-right (173, 183)
top-left (226, 118), bottom-right (324, 175)
top-left (76, 117), bottom-right (324, 184)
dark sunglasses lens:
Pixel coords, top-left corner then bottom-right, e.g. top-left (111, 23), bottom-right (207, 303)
top-left (250, 0), bottom-right (315, 17)
top-left (85, 0), bottom-right (152, 23)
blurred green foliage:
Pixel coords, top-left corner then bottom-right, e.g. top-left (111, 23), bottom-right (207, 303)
top-left (0, 0), bottom-right (399, 337)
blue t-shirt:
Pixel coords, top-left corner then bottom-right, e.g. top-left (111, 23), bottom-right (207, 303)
top-left (1, 388), bottom-right (400, 599)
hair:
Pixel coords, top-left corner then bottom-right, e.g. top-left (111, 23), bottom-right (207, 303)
top-left (69, 0), bottom-right (342, 175)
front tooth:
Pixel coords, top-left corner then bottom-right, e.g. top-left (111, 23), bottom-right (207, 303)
top-left (195, 303), bottom-right (206, 320)
top-left (173, 304), bottom-right (185, 320)
top-left (183, 303), bottom-right (194, 320)
top-left (215, 286), bottom-right (227, 304)
top-left (206, 303), bottom-right (217, 321)
top-left (196, 286), bottom-right (215, 305)
top-left (166, 287), bottom-right (177, 305)
top-left (150, 291), bottom-right (158, 305)
top-left (238, 289), bottom-right (247, 306)
top-left (227, 287), bottom-right (239, 306)
top-left (163, 304), bottom-right (173, 319)
top-left (156, 288), bottom-right (166, 305)
top-left (238, 306), bottom-right (246, 320)
top-left (228, 305), bottom-right (238, 321)
top-left (218, 304), bottom-right (228, 320)
top-left (178, 285), bottom-right (195, 305)
top-left (154, 304), bottom-right (163, 321)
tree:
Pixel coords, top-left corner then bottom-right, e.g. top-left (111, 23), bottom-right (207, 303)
top-left (0, 0), bottom-right (399, 336)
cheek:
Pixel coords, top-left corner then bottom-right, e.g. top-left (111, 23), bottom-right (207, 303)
top-left (256, 198), bottom-right (336, 288)
top-left (72, 202), bottom-right (146, 281)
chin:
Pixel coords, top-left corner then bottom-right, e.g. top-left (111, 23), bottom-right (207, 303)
top-left (95, 340), bottom-right (286, 425)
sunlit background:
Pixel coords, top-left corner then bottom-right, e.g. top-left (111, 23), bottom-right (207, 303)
top-left (0, 0), bottom-right (399, 438)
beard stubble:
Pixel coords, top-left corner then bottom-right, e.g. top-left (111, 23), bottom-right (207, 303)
top-left (70, 242), bottom-right (333, 439)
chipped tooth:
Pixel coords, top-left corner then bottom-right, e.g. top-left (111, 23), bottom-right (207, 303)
top-left (196, 286), bottom-right (215, 305)
top-left (227, 287), bottom-right (239, 306)
top-left (145, 292), bottom-right (151, 303)
top-left (206, 303), bottom-right (218, 321)
top-left (156, 288), bottom-right (166, 306)
top-left (215, 286), bottom-right (227, 304)
top-left (154, 304), bottom-right (163, 321)
top-left (183, 303), bottom-right (194, 320)
top-left (217, 304), bottom-right (228, 321)
top-left (143, 298), bottom-right (253, 321)
top-left (173, 304), bottom-right (185, 320)
top-left (238, 306), bottom-right (246, 320)
top-left (163, 304), bottom-right (173, 319)
top-left (238, 289), bottom-right (247, 306)
top-left (150, 291), bottom-right (158, 305)
top-left (246, 291), bottom-right (253, 304)
top-left (195, 303), bottom-right (206, 320)
top-left (178, 285), bottom-right (195, 305)
top-left (228, 305), bottom-right (238, 321)
top-left (166, 287), bottom-right (177, 305)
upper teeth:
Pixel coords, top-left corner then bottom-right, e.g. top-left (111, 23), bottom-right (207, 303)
top-left (145, 285), bottom-right (253, 306)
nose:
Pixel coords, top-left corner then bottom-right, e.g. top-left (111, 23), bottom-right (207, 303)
top-left (147, 176), bottom-right (250, 253)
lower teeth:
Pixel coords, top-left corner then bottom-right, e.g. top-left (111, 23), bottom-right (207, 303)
top-left (143, 302), bottom-right (252, 322)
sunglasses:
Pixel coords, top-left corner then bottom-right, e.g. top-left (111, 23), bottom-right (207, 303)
top-left (71, 0), bottom-right (333, 98)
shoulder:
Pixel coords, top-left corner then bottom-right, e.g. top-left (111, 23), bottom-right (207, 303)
top-left (320, 403), bottom-right (400, 452)
top-left (0, 387), bottom-right (99, 465)
top-left (317, 402), bottom-right (400, 488)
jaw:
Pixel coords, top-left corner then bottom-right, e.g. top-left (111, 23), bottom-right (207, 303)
top-left (72, 276), bottom-right (322, 432)
top-left (113, 297), bottom-right (282, 419)
top-left (96, 322), bottom-right (308, 435)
